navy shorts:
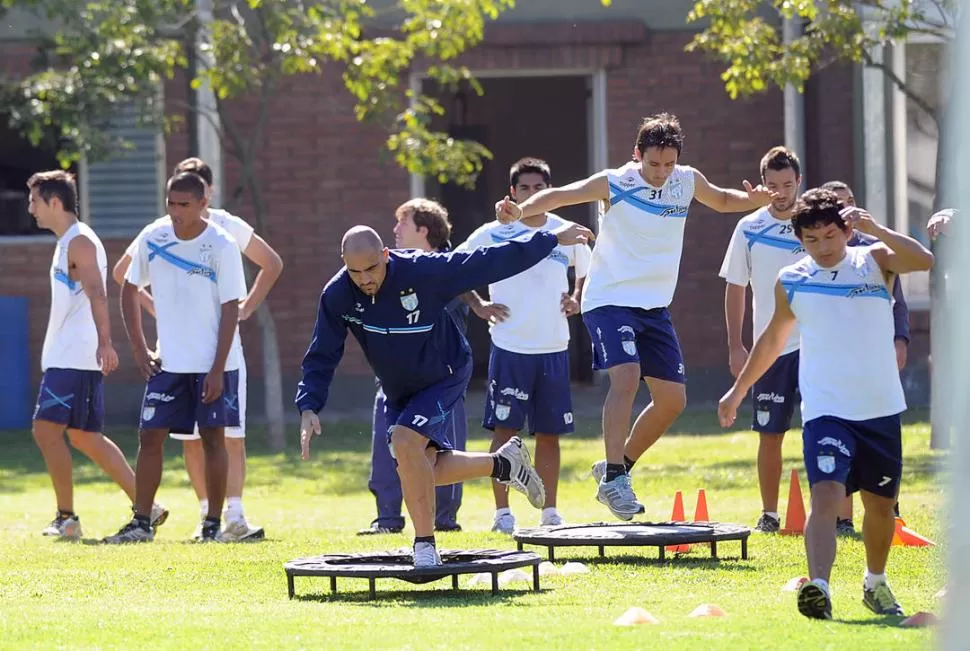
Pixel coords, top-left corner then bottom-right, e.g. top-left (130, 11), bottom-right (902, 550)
top-left (803, 414), bottom-right (903, 498)
top-left (752, 350), bottom-right (800, 434)
top-left (385, 361), bottom-right (471, 455)
top-left (482, 345), bottom-right (574, 436)
top-left (582, 305), bottom-right (685, 383)
top-left (139, 370), bottom-right (241, 434)
top-left (33, 368), bottom-right (104, 433)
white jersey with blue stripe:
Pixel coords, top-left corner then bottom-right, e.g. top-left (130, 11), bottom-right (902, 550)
top-left (581, 162), bottom-right (696, 313)
top-left (125, 220), bottom-right (247, 373)
top-left (781, 245), bottom-right (906, 422)
top-left (720, 208), bottom-right (805, 354)
top-left (457, 213), bottom-right (592, 354)
top-left (41, 221), bottom-right (107, 372)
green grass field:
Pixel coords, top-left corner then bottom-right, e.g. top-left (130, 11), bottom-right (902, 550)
top-left (0, 411), bottom-right (945, 649)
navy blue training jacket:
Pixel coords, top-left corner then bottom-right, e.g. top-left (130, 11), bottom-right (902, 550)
top-left (295, 230), bottom-right (559, 413)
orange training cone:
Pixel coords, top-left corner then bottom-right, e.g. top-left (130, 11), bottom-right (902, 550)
top-left (780, 469), bottom-right (806, 536)
top-left (892, 517), bottom-right (936, 547)
top-left (694, 489), bottom-right (709, 522)
top-left (666, 491), bottom-right (691, 553)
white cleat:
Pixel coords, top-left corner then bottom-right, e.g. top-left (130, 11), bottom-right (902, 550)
top-left (221, 517), bottom-right (266, 542)
top-left (596, 474), bottom-right (645, 521)
top-left (540, 509), bottom-right (564, 527)
top-left (413, 542), bottom-right (442, 568)
top-left (491, 512), bottom-right (516, 534)
top-left (495, 437), bottom-right (545, 509)
top-left (41, 513), bottom-right (82, 540)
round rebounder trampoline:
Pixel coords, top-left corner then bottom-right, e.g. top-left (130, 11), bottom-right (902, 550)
top-left (513, 521), bottom-right (752, 562)
top-left (283, 548), bottom-right (543, 600)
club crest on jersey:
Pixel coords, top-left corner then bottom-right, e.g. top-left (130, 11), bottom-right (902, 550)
top-left (400, 289), bottom-right (419, 311)
top-left (495, 404), bottom-right (511, 421)
top-left (669, 179), bottom-right (683, 201)
top-left (817, 454), bottom-right (835, 474)
top-left (199, 243), bottom-right (213, 268)
top-left (618, 325), bottom-right (637, 357)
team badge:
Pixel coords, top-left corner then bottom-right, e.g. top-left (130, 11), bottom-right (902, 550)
top-left (495, 404), bottom-right (511, 421)
top-left (400, 289), bottom-right (419, 311)
top-left (817, 454), bottom-right (835, 474)
top-left (669, 180), bottom-right (683, 201)
top-left (141, 406), bottom-right (156, 422)
top-left (756, 410), bottom-right (771, 427)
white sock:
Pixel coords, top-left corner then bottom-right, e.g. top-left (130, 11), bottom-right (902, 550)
top-left (814, 578), bottom-right (831, 596)
top-left (226, 497), bottom-right (244, 522)
top-left (495, 507), bottom-right (512, 518)
top-left (864, 571), bottom-right (887, 590)
top-left (764, 511), bottom-right (780, 520)
top-left (542, 507), bottom-right (559, 518)
top-left (199, 499), bottom-right (209, 518)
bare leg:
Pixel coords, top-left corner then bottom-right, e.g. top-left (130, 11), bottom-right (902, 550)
top-left (183, 439), bottom-right (208, 502)
top-left (839, 495), bottom-right (854, 521)
top-left (490, 427), bottom-right (516, 509)
top-left (603, 364), bottom-right (640, 463)
top-left (534, 434), bottom-right (560, 508)
top-left (624, 377), bottom-right (686, 461)
top-left (860, 490), bottom-right (897, 574)
top-left (391, 426), bottom-right (437, 538)
top-left (32, 419), bottom-right (73, 513)
top-left (66, 429), bottom-right (136, 502)
top-left (804, 481), bottom-right (844, 581)
top-left (198, 427), bottom-right (228, 521)
top-left (134, 429), bottom-right (168, 517)
top-left (757, 433), bottom-right (785, 513)
top-left (432, 450), bottom-right (497, 485)
top-left (225, 437), bottom-right (246, 501)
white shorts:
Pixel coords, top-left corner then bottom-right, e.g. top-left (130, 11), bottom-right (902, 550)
top-left (170, 360), bottom-right (247, 440)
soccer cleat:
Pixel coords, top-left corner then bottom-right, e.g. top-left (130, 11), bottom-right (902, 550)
top-left (103, 519), bottom-right (154, 544)
top-left (836, 518), bottom-right (856, 536)
top-left (413, 542), bottom-right (442, 568)
top-left (491, 512), bottom-right (516, 534)
top-left (797, 580), bottom-right (833, 620)
top-left (495, 437), bottom-right (545, 509)
top-left (540, 509), bottom-right (564, 527)
top-left (755, 512), bottom-right (781, 533)
top-left (41, 513), bottom-right (82, 540)
top-left (596, 474), bottom-right (645, 521)
top-left (863, 582), bottom-right (905, 616)
top-left (356, 522), bottom-right (404, 536)
top-left (591, 460), bottom-right (607, 484)
top-left (221, 517), bottom-right (265, 542)
top-left (191, 521), bottom-right (204, 542)
top-left (198, 520), bottom-right (224, 543)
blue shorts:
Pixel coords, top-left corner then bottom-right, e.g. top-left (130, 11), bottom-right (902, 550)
top-left (139, 370), bottom-right (241, 434)
top-left (482, 345), bottom-right (574, 436)
top-left (33, 368), bottom-right (104, 433)
top-left (752, 350), bottom-right (800, 433)
top-left (803, 414), bottom-right (903, 498)
top-left (384, 361), bottom-right (471, 454)
top-left (582, 306), bottom-right (685, 383)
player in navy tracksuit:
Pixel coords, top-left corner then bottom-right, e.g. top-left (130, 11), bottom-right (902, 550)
top-left (296, 221), bottom-right (594, 566)
top-left (361, 199), bottom-right (470, 535)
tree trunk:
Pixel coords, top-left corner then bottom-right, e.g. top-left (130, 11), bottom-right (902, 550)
top-left (255, 302), bottom-right (287, 452)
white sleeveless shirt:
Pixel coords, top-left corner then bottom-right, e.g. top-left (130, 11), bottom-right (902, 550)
top-left (41, 222), bottom-right (108, 371)
top-left (780, 245), bottom-right (906, 422)
top-left (581, 162), bottom-right (696, 313)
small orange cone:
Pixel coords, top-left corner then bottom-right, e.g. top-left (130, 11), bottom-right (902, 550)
top-left (900, 611), bottom-right (938, 627)
top-left (780, 469), bottom-right (806, 536)
top-left (891, 517), bottom-right (936, 547)
top-left (694, 489), bottom-right (710, 522)
top-left (688, 603), bottom-right (727, 617)
top-left (666, 491), bottom-right (691, 553)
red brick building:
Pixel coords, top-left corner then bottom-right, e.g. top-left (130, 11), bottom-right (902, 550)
top-left (0, 1), bottom-right (928, 426)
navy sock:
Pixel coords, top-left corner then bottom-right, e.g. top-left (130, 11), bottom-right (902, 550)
top-left (604, 463), bottom-right (627, 482)
top-left (414, 535), bottom-right (436, 546)
top-left (623, 455), bottom-right (636, 472)
top-left (491, 455), bottom-right (512, 482)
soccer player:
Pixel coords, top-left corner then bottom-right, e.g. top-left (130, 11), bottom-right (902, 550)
top-left (27, 170), bottom-right (166, 539)
top-left (358, 198), bottom-right (468, 535)
top-left (496, 113), bottom-right (776, 519)
top-left (718, 188), bottom-right (934, 619)
top-left (297, 222), bottom-right (594, 566)
top-left (104, 172), bottom-right (247, 544)
top-left (460, 157), bottom-right (591, 533)
top-left (112, 158), bottom-right (283, 541)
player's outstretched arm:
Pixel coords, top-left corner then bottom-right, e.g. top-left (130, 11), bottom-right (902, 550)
top-left (842, 207), bottom-right (934, 274)
top-left (295, 287), bottom-right (349, 417)
top-left (496, 172), bottom-right (609, 224)
top-left (693, 168), bottom-right (778, 214)
top-left (718, 280), bottom-right (796, 427)
top-left (70, 235), bottom-right (118, 375)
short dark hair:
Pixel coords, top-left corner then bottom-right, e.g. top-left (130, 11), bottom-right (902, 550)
top-left (167, 172), bottom-right (207, 200)
top-left (819, 180), bottom-right (853, 197)
top-left (27, 170), bottom-right (78, 214)
top-left (760, 146), bottom-right (801, 180)
top-left (791, 188), bottom-right (847, 238)
top-left (635, 112), bottom-right (684, 157)
top-left (174, 157), bottom-right (214, 186)
top-left (395, 198), bottom-right (452, 251)
top-left (509, 157), bottom-right (551, 188)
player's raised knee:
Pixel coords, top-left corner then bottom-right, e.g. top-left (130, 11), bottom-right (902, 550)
top-left (389, 426), bottom-right (424, 460)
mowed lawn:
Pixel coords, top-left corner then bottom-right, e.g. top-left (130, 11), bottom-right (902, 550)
top-left (0, 410), bottom-right (946, 650)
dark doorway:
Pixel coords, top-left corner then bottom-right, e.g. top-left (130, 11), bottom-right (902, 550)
top-left (423, 75), bottom-right (593, 383)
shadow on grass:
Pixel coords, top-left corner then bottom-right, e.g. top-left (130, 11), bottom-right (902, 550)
top-left (583, 553), bottom-right (756, 570)
top-left (292, 583), bottom-right (544, 606)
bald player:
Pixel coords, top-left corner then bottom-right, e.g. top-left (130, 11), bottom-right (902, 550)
top-left (297, 222), bottom-right (593, 566)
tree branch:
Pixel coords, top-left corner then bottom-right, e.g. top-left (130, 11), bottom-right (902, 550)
top-left (862, 51), bottom-right (939, 125)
